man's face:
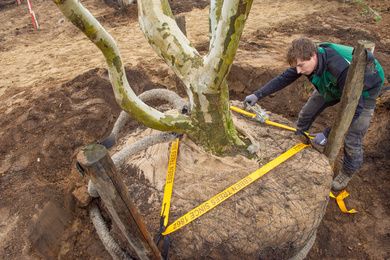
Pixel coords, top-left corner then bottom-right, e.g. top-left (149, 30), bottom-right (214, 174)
top-left (295, 53), bottom-right (318, 75)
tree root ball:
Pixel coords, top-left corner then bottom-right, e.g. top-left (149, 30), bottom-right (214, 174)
top-left (113, 101), bottom-right (333, 259)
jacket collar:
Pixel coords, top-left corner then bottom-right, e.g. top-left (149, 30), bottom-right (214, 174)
top-left (313, 50), bottom-right (326, 77)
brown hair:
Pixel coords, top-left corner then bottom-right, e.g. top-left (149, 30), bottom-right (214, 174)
top-left (286, 37), bottom-right (318, 66)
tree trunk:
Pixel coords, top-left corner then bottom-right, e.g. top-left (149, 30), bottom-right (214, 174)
top-left (53, 0), bottom-right (252, 153)
top-left (189, 81), bottom-right (241, 152)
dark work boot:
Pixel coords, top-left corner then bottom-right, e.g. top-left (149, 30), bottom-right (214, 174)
top-left (332, 168), bottom-right (355, 191)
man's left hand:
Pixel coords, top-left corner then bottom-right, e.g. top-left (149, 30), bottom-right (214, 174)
top-left (243, 94), bottom-right (258, 106)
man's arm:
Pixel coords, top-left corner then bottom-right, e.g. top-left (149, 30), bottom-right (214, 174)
top-left (253, 67), bottom-right (302, 99)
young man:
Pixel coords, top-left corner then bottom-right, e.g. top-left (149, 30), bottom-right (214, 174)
top-left (244, 37), bottom-right (384, 191)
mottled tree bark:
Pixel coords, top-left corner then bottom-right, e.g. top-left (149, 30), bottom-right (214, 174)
top-left (53, 0), bottom-right (253, 153)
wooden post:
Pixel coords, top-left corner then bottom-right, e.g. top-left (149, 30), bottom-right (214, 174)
top-left (323, 40), bottom-right (374, 166)
top-left (77, 144), bottom-right (162, 260)
top-left (174, 15), bottom-right (187, 36)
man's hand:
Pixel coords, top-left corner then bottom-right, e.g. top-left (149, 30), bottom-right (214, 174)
top-left (312, 133), bottom-right (327, 146)
top-left (244, 94), bottom-right (258, 106)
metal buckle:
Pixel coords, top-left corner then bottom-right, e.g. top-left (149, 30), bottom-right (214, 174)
top-left (246, 103), bottom-right (269, 123)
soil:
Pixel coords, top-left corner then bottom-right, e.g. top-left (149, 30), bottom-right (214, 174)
top-left (0, 0), bottom-right (389, 259)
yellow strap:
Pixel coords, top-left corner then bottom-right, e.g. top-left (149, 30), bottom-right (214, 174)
top-left (230, 106), bottom-right (313, 138)
top-left (265, 120), bottom-right (298, 132)
top-left (162, 142), bottom-right (310, 235)
top-left (230, 105), bottom-right (257, 118)
top-left (160, 139), bottom-right (180, 227)
top-left (330, 191), bottom-right (357, 213)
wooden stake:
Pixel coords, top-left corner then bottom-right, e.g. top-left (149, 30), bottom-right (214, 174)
top-left (323, 40), bottom-right (374, 167)
top-left (77, 144), bottom-right (162, 260)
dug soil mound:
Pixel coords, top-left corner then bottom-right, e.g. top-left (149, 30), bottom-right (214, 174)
top-left (106, 101), bottom-right (332, 259)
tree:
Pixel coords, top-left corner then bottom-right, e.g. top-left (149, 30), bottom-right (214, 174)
top-left (54, 3), bottom-right (334, 259)
top-left (53, 0), bottom-right (253, 153)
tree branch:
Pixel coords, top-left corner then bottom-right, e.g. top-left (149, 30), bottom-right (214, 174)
top-left (137, 0), bottom-right (203, 86)
top-left (209, 0), bottom-right (223, 49)
top-left (203, 0), bottom-right (253, 93)
top-left (53, 0), bottom-right (193, 132)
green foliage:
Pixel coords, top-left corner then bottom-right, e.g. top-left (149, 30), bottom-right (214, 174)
top-left (360, 7), bottom-right (369, 16)
top-left (353, 1), bottom-right (383, 22)
top-left (340, 0), bottom-right (382, 22)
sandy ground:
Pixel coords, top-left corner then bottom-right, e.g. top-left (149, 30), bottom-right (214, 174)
top-left (0, 0), bottom-right (390, 259)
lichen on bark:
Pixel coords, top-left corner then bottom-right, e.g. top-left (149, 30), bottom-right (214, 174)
top-left (54, 0), bottom-right (252, 153)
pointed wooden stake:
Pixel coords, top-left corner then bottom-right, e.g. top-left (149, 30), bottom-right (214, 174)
top-left (77, 144), bottom-right (162, 260)
top-left (323, 40), bottom-right (374, 167)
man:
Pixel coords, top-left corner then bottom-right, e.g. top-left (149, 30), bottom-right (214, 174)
top-left (244, 37), bottom-right (384, 191)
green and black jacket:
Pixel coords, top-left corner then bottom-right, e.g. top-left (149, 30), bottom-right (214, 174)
top-left (254, 43), bottom-right (385, 120)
